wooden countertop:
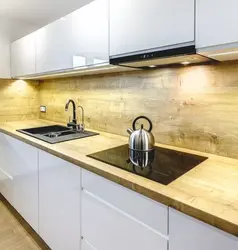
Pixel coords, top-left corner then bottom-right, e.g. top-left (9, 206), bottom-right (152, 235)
top-left (0, 120), bottom-right (238, 237)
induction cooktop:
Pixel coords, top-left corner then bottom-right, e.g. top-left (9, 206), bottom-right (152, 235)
top-left (88, 145), bottom-right (208, 185)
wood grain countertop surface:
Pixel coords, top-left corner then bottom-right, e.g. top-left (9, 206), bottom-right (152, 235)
top-left (0, 119), bottom-right (238, 237)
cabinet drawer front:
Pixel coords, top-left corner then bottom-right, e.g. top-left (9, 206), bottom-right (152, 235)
top-left (169, 208), bottom-right (238, 250)
top-left (82, 190), bottom-right (168, 250)
top-left (82, 169), bottom-right (168, 235)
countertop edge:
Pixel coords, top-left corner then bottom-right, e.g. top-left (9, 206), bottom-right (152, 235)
top-left (0, 127), bottom-right (237, 237)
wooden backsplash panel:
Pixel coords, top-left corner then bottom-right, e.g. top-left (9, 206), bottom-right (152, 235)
top-left (39, 61), bottom-right (238, 159)
top-left (0, 79), bottom-right (39, 122)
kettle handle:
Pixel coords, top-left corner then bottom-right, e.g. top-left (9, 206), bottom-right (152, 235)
top-left (132, 116), bottom-right (153, 132)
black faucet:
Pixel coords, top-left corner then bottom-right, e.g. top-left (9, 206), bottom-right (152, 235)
top-left (65, 99), bottom-right (77, 129)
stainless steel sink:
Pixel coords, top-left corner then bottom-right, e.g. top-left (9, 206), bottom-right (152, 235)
top-left (17, 125), bottom-right (99, 144)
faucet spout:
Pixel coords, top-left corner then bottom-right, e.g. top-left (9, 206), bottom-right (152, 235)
top-left (78, 105), bottom-right (85, 131)
top-left (65, 99), bottom-right (77, 124)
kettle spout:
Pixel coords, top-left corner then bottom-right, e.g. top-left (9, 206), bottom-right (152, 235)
top-left (127, 128), bottom-right (133, 135)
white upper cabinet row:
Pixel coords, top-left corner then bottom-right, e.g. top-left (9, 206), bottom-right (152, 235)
top-left (11, 0), bottom-right (109, 77)
top-left (10, 0), bottom-right (238, 78)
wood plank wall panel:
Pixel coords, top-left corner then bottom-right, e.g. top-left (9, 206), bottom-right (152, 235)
top-left (39, 61), bottom-right (238, 159)
top-left (0, 79), bottom-right (39, 122)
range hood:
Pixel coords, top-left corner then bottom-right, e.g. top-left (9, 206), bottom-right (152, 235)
top-left (110, 43), bottom-right (213, 69)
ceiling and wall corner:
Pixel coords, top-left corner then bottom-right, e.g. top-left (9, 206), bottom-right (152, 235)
top-left (0, 0), bottom-right (94, 78)
top-left (0, 0), bottom-right (94, 37)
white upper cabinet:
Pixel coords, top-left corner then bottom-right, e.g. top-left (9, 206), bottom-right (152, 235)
top-left (110, 0), bottom-right (195, 57)
top-left (72, 0), bottom-right (109, 68)
top-left (169, 208), bottom-right (238, 250)
top-left (35, 14), bottom-right (73, 74)
top-left (11, 32), bottom-right (36, 77)
top-left (196, 0), bottom-right (238, 49)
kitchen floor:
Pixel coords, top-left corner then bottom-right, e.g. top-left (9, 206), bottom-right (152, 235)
top-left (0, 195), bottom-right (49, 250)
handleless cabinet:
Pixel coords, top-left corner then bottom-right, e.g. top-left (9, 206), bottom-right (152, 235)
top-left (81, 169), bottom-right (168, 250)
top-left (35, 14), bottom-right (73, 74)
top-left (196, 0), bottom-right (238, 49)
top-left (11, 32), bottom-right (36, 77)
top-left (169, 208), bottom-right (238, 250)
top-left (0, 133), bottom-right (38, 232)
top-left (72, 0), bottom-right (109, 68)
top-left (110, 0), bottom-right (195, 57)
top-left (38, 150), bottom-right (81, 250)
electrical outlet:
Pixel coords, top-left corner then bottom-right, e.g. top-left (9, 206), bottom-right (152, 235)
top-left (40, 106), bottom-right (46, 113)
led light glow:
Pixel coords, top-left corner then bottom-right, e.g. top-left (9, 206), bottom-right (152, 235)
top-left (209, 51), bottom-right (238, 57)
top-left (181, 61), bottom-right (190, 65)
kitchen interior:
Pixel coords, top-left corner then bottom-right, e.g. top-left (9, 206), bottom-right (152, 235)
top-left (0, 0), bottom-right (238, 250)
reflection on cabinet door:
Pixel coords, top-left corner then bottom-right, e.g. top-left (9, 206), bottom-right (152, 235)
top-left (0, 133), bottom-right (38, 232)
top-left (72, 0), bottom-right (109, 68)
top-left (82, 190), bottom-right (168, 250)
top-left (35, 14), bottom-right (73, 74)
top-left (110, 0), bottom-right (195, 57)
top-left (169, 208), bottom-right (238, 250)
top-left (39, 150), bottom-right (81, 250)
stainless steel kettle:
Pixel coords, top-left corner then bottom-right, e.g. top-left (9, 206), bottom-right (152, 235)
top-left (127, 116), bottom-right (155, 151)
top-left (127, 116), bottom-right (155, 168)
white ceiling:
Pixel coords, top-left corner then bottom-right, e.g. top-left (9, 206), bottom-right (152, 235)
top-left (0, 0), bottom-right (92, 26)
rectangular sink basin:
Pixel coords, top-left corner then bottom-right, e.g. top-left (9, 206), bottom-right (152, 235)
top-left (17, 125), bottom-right (99, 144)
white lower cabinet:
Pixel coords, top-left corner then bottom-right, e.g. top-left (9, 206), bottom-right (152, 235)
top-left (169, 208), bottom-right (238, 250)
top-left (1, 132), bottom-right (238, 250)
top-left (82, 169), bottom-right (168, 250)
top-left (0, 133), bottom-right (38, 232)
top-left (38, 150), bottom-right (81, 250)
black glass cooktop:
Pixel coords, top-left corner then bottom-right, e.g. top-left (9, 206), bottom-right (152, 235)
top-left (88, 145), bottom-right (208, 185)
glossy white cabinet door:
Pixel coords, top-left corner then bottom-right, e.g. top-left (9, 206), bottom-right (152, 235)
top-left (35, 14), bottom-right (73, 74)
top-left (82, 169), bottom-right (168, 236)
top-left (11, 32), bottom-right (36, 77)
top-left (169, 208), bottom-right (238, 250)
top-left (0, 133), bottom-right (38, 232)
top-left (39, 150), bottom-right (81, 250)
top-left (82, 190), bottom-right (168, 250)
top-left (196, 0), bottom-right (238, 49)
top-left (110, 0), bottom-right (195, 57)
top-left (72, 0), bottom-right (109, 68)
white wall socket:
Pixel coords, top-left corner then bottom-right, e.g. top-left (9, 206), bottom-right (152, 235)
top-left (40, 106), bottom-right (46, 113)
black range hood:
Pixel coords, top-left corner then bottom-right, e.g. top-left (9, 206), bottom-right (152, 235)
top-left (110, 45), bottom-right (213, 69)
